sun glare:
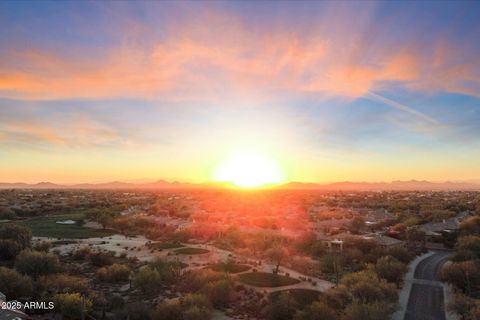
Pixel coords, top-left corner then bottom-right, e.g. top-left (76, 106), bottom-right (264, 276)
top-left (213, 152), bottom-right (285, 188)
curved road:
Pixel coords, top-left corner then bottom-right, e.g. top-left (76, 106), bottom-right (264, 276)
top-left (404, 251), bottom-right (451, 320)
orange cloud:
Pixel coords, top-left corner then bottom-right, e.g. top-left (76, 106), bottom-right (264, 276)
top-left (0, 115), bottom-right (122, 147)
top-left (0, 9), bottom-right (478, 101)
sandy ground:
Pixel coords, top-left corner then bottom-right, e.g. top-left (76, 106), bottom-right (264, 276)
top-left (34, 234), bottom-right (155, 261)
top-left (36, 234), bottom-right (334, 294)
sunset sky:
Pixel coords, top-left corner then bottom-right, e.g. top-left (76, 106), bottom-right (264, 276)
top-left (1, 1), bottom-right (480, 184)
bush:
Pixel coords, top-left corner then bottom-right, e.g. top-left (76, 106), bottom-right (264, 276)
top-left (0, 239), bottom-right (21, 260)
top-left (182, 293), bottom-right (211, 310)
top-left (294, 301), bottom-right (337, 320)
top-left (0, 224), bottom-right (31, 249)
top-left (54, 293), bottom-right (92, 320)
top-left (33, 241), bottom-right (52, 252)
top-left (89, 250), bottom-right (114, 267)
top-left (201, 279), bottom-right (233, 307)
top-left (178, 269), bottom-right (225, 293)
top-left (37, 274), bottom-right (88, 294)
top-left (116, 302), bottom-right (151, 320)
top-left (15, 249), bottom-right (60, 279)
top-left (133, 266), bottom-right (162, 294)
top-left (0, 207), bottom-right (15, 219)
top-left (385, 246), bottom-right (414, 264)
top-left (149, 258), bottom-right (184, 285)
top-left (454, 236), bottom-right (480, 261)
top-left (109, 295), bottom-right (125, 310)
top-left (71, 247), bottom-right (91, 260)
top-left (374, 256), bottom-right (408, 286)
top-left (442, 261), bottom-right (480, 295)
top-left (183, 305), bottom-right (211, 320)
top-left (343, 301), bottom-right (394, 320)
top-left (0, 266), bottom-right (33, 299)
top-left (152, 301), bottom-right (183, 320)
top-left (96, 264), bottom-right (131, 283)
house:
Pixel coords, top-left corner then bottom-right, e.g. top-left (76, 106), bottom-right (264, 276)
top-left (369, 235), bottom-right (404, 248)
top-left (418, 211), bottom-right (471, 236)
top-left (418, 219), bottom-right (458, 236)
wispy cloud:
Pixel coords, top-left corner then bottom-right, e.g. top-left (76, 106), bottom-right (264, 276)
top-left (366, 92), bottom-right (440, 125)
top-left (0, 6), bottom-right (479, 101)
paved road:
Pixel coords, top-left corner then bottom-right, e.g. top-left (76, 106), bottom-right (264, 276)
top-left (404, 251), bottom-right (451, 320)
top-left (414, 251), bottom-right (450, 281)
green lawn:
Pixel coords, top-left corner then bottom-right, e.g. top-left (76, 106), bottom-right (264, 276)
top-left (174, 247), bottom-right (210, 255)
top-left (237, 272), bottom-right (300, 287)
top-left (209, 263), bottom-right (251, 274)
top-left (270, 289), bottom-right (321, 307)
top-left (147, 242), bottom-right (184, 250)
top-left (5, 211), bottom-right (114, 239)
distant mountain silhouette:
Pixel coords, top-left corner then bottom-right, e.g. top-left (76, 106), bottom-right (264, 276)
top-left (0, 179), bottom-right (479, 190)
top-left (282, 180), bottom-right (480, 191)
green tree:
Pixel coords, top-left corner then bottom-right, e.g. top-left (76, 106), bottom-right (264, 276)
top-left (448, 293), bottom-right (480, 320)
top-left (374, 256), bottom-right (408, 286)
top-left (201, 279), bottom-right (233, 308)
top-left (319, 253), bottom-right (346, 284)
top-left (0, 266), bottom-right (33, 299)
top-left (152, 301), bottom-right (183, 320)
top-left (133, 266), bottom-right (163, 294)
top-left (266, 246), bottom-right (288, 274)
top-left (454, 235), bottom-right (480, 261)
top-left (0, 223), bottom-right (31, 249)
top-left (442, 261), bottom-right (480, 296)
top-left (350, 217), bottom-right (366, 234)
top-left (0, 239), bottom-right (21, 260)
top-left (386, 246), bottom-right (414, 264)
top-left (343, 301), bottom-right (393, 320)
top-left (183, 306), bottom-right (211, 320)
top-left (37, 274), bottom-right (88, 294)
top-left (459, 216), bottom-right (480, 236)
top-left (0, 207), bottom-right (15, 219)
top-left (15, 249), bottom-right (60, 279)
top-left (54, 293), bottom-right (92, 320)
top-left (267, 291), bottom-right (295, 320)
top-left (96, 264), bottom-right (131, 283)
top-left (294, 301), bottom-right (337, 320)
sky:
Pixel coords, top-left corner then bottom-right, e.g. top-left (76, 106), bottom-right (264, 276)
top-left (0, 1), bottom-right (480, 184)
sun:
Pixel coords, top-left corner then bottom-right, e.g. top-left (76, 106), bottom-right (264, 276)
top-left (213, 151), bottom-right (286, 188)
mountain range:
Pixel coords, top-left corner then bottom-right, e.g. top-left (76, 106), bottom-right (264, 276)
top-left (0, 179), bottom-right (479, 191)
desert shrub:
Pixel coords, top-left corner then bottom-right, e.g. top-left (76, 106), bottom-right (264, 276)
top-left (151, 301), bottom-right (183, 320)
top-left (0, 239), bottom-right (21, 260)
top-left (0, 224), bottom-right (32, 249)
top-left (374, 256), bottom-right (408, 286)
top-left (89, 250), bottom-right (114, 267)
top-left (385, 246), bottom-right (414, 264)
top-left (15, 249), bottom-right (60, 279)
top-left (54, 293), bottom-right (92, 320)
top-left (294, 301), bottom-right (337, 320)
top-left (178, 269), bottom-right (225, 293)
top-left (0, 207), bottom-right (15, 219)
top-left (71, 246), bottom-right (91, 260)
top-left (183, 306), bottom-right (211, 320)
top-left (0, 266), bottom-right (33, 299)
top-left (133, 266), bottom-right (163, 294)
top-left (343, 301), bottom-right (393, 320)
top-left (96, 264), bottom-right (130, 283)
top-left (38, 274), bottom-right (88, 294)
top-left (201, 279), bottom-right (234, 307)
top-left (33, 241), bottom-right (52, 252)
